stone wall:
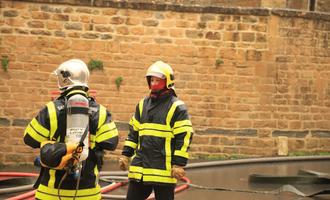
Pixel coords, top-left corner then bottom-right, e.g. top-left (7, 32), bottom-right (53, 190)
top-left (0, 0), bottom-right (329, 164)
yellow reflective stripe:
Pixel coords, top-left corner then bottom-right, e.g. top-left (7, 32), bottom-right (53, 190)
top-left (94, 165), bottom-right (99, 180)
top-left (97, 121), bottom-right (116, 135)
top-left (182, 131), bottom-right (191, 152)
top-left (46, 102), bottom-right (57, 140)
top-left (165, 137), bottom-right (171, 170)
top-left (143, 175), bottom-right (177, 184)
top-left (166, 100), bottom-right (184, 126)
top-left (36, 184), bottom-right (101, 200)
top-left (138, 99), bottom-right (144, 118)
top-left (30, 118), bottom-right (49, 137)
top-left (174, 131), bottom-right (191, 159)
top-left (128, 172), bottom-right (142, 180)
top-left (24, 125), bottom-right (48, 143)
top-left (141, 123), bottom-right (171, 132)
top-left (173, 120), bottom-right (192, 128)
top-left (67, 90), bottom-right (87, 97)
top-left (130, 166), bottom-right (171, 177)
top-left (129, 116), bottom-right (140, 131)
top-left (129, 165), bottom-right (143, 173)
top-left (174, 150), bottom-right (189, 158)
top-left (124, 140), bottom-right (137, 149)
top-left (97, 105), bottom-right (106, 130)
top-left (128, 167), bottom-right (176, 183)
top-left (96, 129), bottom-right (118, 143)
top-left (173, 126), bottom-right (193, 135)
top-left (48, 169), bottom-right (55, 188)
top-left (139, 129), bottom-right (173, 138)
top-left (173, 120), bottom-right (193, 135)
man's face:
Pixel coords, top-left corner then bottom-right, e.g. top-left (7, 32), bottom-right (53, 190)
top-left (150, 76), bottom-right (166, 91)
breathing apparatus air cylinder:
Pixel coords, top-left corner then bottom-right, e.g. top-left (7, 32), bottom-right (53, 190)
top-left (66, 93), bottom-right (89, 162)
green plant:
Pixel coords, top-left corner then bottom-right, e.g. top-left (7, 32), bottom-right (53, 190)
top-left (88, 59), bottom-right (103, 71)
top-left (115, 76), bottom-right (123, 90)
top-left (289, 151), bottom-right (330, 157)
top-left (1, 56), bottom-right (9, 72)
top-left (215, 58), bottom-right (224, 68)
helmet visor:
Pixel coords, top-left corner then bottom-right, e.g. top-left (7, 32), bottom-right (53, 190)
top-left (146, 72), bottom-right (165, 79)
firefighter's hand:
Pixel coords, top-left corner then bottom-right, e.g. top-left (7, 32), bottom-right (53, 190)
top-left (119, 156), bottom-right (130, 171)
top-left (40, 141), bottom-right (78, 169)
top-left (171, 165), bottom-right (185, 180)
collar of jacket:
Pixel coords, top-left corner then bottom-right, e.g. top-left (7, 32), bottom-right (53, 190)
top-left (150, 89), bottom-right (174, 102)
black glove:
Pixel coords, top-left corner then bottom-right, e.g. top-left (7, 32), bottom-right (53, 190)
top-left (93, 147), bottom-right (104, 171)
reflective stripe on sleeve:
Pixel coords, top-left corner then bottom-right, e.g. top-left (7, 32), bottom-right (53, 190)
top-left (96, 122), bottom-right (118, 142)
top-left (124, 140), bottom-right (137, 149)
top-left (166, 100), bottom-right (184, 126)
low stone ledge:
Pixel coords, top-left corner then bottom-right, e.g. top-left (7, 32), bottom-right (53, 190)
top-left (272, 9), bottom-right (330, 21)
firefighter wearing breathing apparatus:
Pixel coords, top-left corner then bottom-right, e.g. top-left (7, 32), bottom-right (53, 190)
top-left (119, 61), bottom-right (193, 200)
top-left (23, 59), bottom-right (119, 200)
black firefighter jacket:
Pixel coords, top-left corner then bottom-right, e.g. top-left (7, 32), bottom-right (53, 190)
top-left (122, 91), bottom-right (193, 185)
top-left (23, 88), bottom-right (118, 199)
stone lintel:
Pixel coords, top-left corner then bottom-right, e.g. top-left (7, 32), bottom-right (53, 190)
top-left (0, 118), bottom-right (10, 126)
top-left (272, 130), bottom-right (309, 138)
top-left (311, 130), bottom-right (330, 138)
top-left (12, 119), bottom-right (30, 127)
top-left (196, 128), bottom-right (257, 136)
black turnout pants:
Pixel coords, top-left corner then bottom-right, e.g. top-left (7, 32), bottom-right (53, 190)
top-left (126, 180), bottom-right (175, 200)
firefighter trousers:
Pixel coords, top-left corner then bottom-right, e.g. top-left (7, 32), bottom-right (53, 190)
top-left (126, 180), bottom-right (175, 200)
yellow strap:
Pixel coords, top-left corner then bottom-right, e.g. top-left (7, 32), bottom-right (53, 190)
top-left (46, 102), bottom-right (57, 141)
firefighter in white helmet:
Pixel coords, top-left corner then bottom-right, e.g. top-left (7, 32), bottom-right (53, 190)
top-left (24, 59), bottom-right (119, 200)
top-left (119, 61), bottom-right (194, 200)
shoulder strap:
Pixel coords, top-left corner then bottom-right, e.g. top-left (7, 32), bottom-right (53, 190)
top-left (46, 101), bottom-right (58, 141)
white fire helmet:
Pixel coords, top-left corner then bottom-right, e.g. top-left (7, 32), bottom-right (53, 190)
top-left (146, 61), bottom-right (175, 90)
top-left (53, 59), bottom-right (90, 91)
